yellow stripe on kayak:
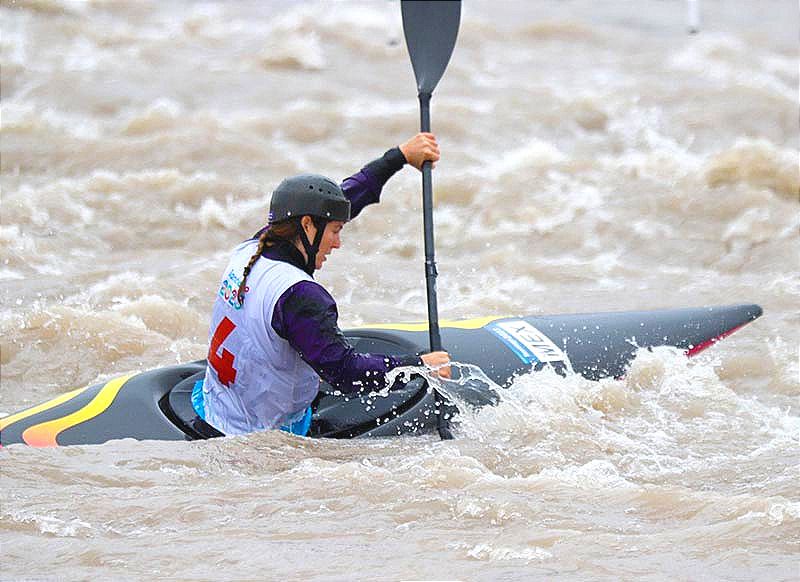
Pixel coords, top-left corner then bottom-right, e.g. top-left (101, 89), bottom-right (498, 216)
top-left (0, 386), bottom-right (88, 433)
top-left (357, 315), bottom-right (508, 332)
top-left (21, 374), bottom-right (134, 447)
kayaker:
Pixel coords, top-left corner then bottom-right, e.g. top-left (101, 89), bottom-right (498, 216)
top-left (200, 133), bottom-right (451, 436)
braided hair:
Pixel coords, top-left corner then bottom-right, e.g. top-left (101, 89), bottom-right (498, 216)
top-left (237, 219), bottom-right (302, 305)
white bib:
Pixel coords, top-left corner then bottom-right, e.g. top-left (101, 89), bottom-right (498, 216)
top-left (202, 240), bottom-right (319, 435)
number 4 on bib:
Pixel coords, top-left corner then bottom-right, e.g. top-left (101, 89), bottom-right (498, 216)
top-left (208, 317), bottom-right (237, 386)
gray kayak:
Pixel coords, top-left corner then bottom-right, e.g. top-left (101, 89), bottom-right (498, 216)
top-left (0, 304), bottom-right (762, 446)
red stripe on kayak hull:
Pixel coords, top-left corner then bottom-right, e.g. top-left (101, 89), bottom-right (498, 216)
top-left (686, 323), bottom-right (750, 357)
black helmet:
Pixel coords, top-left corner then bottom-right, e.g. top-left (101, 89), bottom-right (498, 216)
top-left (268, 174), bottom-right (351, 225)
top-left (266, 174), bottom-right (350, 276)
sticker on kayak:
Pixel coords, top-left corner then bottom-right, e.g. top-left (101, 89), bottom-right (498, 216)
top-left (487, 320), bottom-right (569, 366)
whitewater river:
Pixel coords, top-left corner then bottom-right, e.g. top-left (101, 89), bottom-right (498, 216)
top-left (1, 0), bottom-right (798, 580)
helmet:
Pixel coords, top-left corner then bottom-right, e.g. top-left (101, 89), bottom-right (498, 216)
top-left (268, 174), bottom-right (351, 225)
top-left (266, 174), bottom-right (351, 275)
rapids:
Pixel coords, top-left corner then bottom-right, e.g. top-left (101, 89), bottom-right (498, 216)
top-left (1, 1), bottom-right (798, 580)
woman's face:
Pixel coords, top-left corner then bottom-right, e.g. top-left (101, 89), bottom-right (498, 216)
top-left (315, 220), bottom-right (344, 270)
top-left (300, 216), bottom-right (344, 270)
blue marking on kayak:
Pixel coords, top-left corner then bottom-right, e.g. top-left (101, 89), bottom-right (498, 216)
top-left (487, 322), bottom-right (540, 365)
top-left (487, 319), bottom-right (569, 366)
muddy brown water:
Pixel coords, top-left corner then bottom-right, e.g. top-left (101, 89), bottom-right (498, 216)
top-left (1, 1), bottom-right (798, 580)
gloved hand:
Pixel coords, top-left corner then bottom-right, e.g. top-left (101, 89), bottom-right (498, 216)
top-left (421, 350), bottom-right (451, 379)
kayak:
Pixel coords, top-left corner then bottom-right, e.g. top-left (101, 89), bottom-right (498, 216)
top-left (0, 304), bottom-right (762, 446)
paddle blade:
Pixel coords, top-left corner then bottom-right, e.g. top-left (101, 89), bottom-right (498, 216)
top-left (401, 0), bottom-right (461, 94)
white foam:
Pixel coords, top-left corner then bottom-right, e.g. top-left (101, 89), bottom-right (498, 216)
top-left (669, 33), bottom-right (796, 102)
top-left (538, 459), bottom-right (637, 490)
top-left (260, 31), bottom-right (327, 71)
top-left (463, 542), bottom-right (553, 563)
top-left (1, 102), bottom-right (101, 140)
top-left (5, 511), bottom-right (93, 538)
top-left (123, 98), bottom-right (185, 134)
top-left (490, 139), bottom-right (567, 176)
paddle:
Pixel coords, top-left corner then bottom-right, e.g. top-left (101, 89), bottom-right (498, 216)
top-left (401, 0), bottom-right (461, 440)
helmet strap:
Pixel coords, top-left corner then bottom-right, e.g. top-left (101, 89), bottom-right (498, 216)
top-left (299, 216), bottom-right (328, 275)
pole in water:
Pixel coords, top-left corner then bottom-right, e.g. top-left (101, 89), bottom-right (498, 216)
top-left (401, 0), bottom-right (461, 440)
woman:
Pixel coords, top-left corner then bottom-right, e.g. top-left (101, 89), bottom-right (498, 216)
top-left (201, 133), bottom-right (451, 436)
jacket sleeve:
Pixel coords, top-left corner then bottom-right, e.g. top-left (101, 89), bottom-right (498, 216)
top-left (271, 280), bottom-right (421, 393)
top-left (341, 147), bottom-right (407, 220)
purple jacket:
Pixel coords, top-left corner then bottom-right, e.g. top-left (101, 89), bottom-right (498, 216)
top-left (257, 148), bottom-right (422, 394)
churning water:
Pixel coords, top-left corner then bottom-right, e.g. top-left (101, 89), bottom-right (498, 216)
top-left (1, 0), bottom-right (798, 580)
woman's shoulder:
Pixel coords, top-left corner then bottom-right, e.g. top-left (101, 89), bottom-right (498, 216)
top-left (283, 279), bottom-right (335, 305)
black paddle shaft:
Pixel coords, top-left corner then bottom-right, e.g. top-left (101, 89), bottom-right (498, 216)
top-left (419, 92), bottom-right (441, 352)
top-left (420, 95), bottom-right (450, 440)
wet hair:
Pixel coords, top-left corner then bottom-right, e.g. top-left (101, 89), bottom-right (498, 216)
top-left (237, 218), bottom-right (303, 305)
